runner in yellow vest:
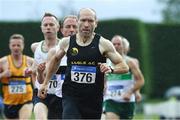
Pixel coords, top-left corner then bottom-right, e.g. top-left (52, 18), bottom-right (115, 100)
top-left (0, 34), bottom-right (34, 119)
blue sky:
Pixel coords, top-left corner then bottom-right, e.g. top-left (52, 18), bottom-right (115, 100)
top-left (0, 0), bottom-right (163, 23)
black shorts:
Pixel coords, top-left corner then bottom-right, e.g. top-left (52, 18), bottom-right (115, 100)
top-left (62, 94), bottom-right (103, 119)
top-left (4, 101), bottom-right (32, 119)
top-left (33, 88), bottom-right (63, 119)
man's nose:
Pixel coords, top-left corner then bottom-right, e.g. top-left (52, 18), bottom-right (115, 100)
top-left (84, 21), bottom-right (89, 27)
top-left (70, 26), bottom-right (75, 31)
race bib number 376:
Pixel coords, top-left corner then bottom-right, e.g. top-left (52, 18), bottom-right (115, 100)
top-left (71, 65), bottom-right (96, 84)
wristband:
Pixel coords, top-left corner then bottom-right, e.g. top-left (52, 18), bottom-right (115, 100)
top-left (109, 66), bottom-right (114, 73)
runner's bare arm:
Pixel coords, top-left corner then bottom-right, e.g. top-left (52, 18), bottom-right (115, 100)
top-left (127, 59), bottom-right (144, 93)
top-left (43, 37), bottom-right (69, 85)
top-left (100, 38), bottom-right (129, 74)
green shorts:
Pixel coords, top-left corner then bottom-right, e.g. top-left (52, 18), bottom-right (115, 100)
top-left (104, 99), bottom-right (135, 119)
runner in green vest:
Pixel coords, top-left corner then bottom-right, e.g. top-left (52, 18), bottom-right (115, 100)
top-left (104, 35), bottom-right (144, 119)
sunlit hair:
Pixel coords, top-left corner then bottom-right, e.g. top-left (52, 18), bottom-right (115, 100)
top-left (122, 37), bottom-right (130, 50)
top-left (112, 35), bottom-right (130, 50)
top-left (122, 37), bottom-right (130, 54)
top-left (62, 15), bottom-right (78, 27)
top-left (42, 12), bottom-right (58, 21)
top-left (41, 12), bottom-right (60, 26)
top-left (111, 35), bottom-right (123, 41)
top-left (9, 34), bottom-right (24, 44)
top-left (78, 8), bottom-right (97, 20)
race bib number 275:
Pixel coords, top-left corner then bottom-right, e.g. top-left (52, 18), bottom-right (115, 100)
top-left (71, 65), bottom-right (96, 84)
top-left (8, 80), bottom-right (26, 94)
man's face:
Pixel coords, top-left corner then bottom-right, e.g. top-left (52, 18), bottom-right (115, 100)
top-left (61, 18), bottom-right (78, 37)
top-left (41, 16), bottom-right (59, 38)
top-left (9, 38), bottom-right (24, 56)
top-left (112, 37), bottom-right (123, 55)
top-left (78, 9), bottom-right (97, 38)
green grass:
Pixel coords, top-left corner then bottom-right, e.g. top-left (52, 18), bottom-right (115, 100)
top-left (133, 114), bottom-right (160, 120)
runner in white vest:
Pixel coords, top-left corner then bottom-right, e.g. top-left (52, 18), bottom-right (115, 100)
top-left (104, 35), bottom-right (144, 120)
top-left (32, 14), bottom-right (78, 119)
top-left (31, 13), bottom-right (62, 119)
top-left (46, 41), bottom-right (67, 98)
top-left (34, 40), bottom-right (67, 96)
top-left (56, 15), bottom-right (78, 97)
top-left (105, 58), bottom-right (136, 102)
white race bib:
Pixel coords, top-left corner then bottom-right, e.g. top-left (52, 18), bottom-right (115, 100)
top-left (9, 80), bottom-right (26, 94)
top-left (55, 74), bottom-right (65, 97)
top-left (71, 65), bottom-right (96, 84)
top-left (48, 74), bottom-right (60, 94)
top-left (106, 85), bottom-right (124, 99)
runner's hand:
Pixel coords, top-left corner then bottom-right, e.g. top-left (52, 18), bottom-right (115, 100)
top-left (38, 84), bottom-right (48, 99)
top-left (24, 67), bottom-right (33, 77)
top-left (37, 62), bottom-right (46, 74)
top-left (98, 63), bottom-right (112, 74)
top-left (121, 90), bottom-right (133, 101)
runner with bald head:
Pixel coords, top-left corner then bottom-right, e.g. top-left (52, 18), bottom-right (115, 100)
top-left (38, 8), bottom-right (129, 119)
